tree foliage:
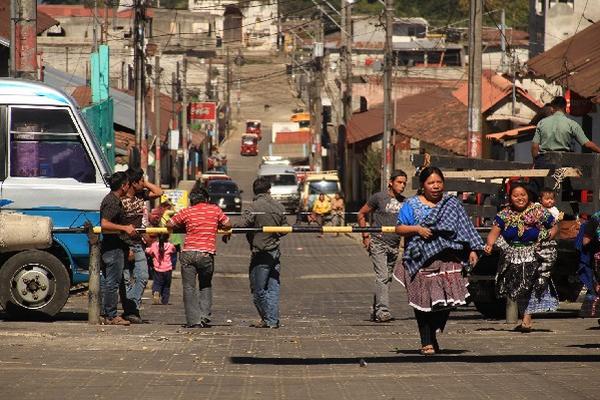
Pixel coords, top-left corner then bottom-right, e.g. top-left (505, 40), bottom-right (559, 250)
top-left (282, 0), bottom-right (530, 31)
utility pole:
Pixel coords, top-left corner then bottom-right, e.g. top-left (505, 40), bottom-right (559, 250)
top-left (500, 8), bottom-right (506, 73)
top-left (310, 16), bottom-right (324, 172)
top-left (11, 0), bottom-right (38, 79)
top-left (182, 58), bottom-right (189, 181)
top-left (171, 70), bottom-right (179, 186)
top-left (341, 0), bottom-right (353, 197)
top-left (92, 0), bottom-right (98, 51)
top-left (154, 56), bottom-right (162, 188)
top-left (225, 47), bottom-right (231, 140)
top-left (381, 0), bottom-right (394, 190)
top-left (467, 0), bottom-right (483, 158)
top-left (134, 0), bottom-right (147, 168)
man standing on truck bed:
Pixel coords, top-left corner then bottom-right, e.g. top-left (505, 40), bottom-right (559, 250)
top-left (531, 96), bottom-right (600, 197)
top-left (120, 168), bottom-right (163, 324)
top-left (532, 96), bottom-right (600, 166)
top-left (100, 172), bottom-right (137, 326)
top-left (357, 170), bottom-right (407, 323)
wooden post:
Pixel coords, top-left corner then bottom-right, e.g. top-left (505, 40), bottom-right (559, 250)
top-left (86, 223), bottom-right (101, 324)
top-left (505, 298), bottom-right (518, 325)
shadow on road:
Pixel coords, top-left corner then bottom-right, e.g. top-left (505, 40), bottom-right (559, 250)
top-left (0, 310), bottom-right (88, 322)
top-left (230, 353), bottom-right (600, 365)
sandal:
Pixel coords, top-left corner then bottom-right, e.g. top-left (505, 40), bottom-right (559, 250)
top-left (420, 345), bottom-right (436, 355)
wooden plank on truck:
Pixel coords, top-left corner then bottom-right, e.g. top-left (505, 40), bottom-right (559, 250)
top-left (412, 154), bottom-right (532, 170)
top-left (411, 177), bottom-right (501, 194)
top-left (462, 204), bottom-right (498, 218)
top-left (442, 168), bottom-right (581, 179)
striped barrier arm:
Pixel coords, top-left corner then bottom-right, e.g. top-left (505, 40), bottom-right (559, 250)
top-left (52, 226), bottom-right (399, 235)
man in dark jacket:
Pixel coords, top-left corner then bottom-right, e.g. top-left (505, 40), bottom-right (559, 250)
top-left (229, 177), bottom-right (288, 328)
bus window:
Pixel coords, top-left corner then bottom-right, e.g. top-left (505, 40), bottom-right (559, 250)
top-left (9, 107), bottom-right (96, 183)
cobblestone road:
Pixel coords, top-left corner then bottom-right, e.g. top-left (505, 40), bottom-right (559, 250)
top-left (1, 61), bottom-right (599, 400)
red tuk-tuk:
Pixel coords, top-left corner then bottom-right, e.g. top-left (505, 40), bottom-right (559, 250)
top-left (240, 134), bottom-right (259, 156)
top-left (246, 119), bottom-right (262, 139)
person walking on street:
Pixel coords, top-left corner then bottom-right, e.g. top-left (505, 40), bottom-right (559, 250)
top-left (484, 183), bottom-right (559, 332)
top-left (394, 167), bottom-right (483, 355)
top-left (357, 170), bottom-right (407, 323)
top-left (146, 233), bottom-right (176, 305)
top-left (167, 185), bottom-right (231, 328)
top-left (120, 168), bottom-right (163, 323)
top-left (228, 177), bottom-right (288, 329)
top-left (99, 172), bottom-right (137, 326)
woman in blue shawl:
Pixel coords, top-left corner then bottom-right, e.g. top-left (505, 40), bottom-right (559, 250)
top-left (394, 167), bottom-right (483, 355)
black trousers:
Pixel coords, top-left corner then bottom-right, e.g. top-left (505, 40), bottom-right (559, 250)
top-left (413, 309), bottom-right (451, 347)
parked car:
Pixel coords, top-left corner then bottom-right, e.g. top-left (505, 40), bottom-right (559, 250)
top-left (206, 180), bottom-right (243, 212)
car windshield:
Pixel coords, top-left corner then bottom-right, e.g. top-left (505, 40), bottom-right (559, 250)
top-left (264, 174), bottom-right (297, 186)
top-left (308, 180), bottom-right (339, 194)
top-left (242, 137), bottom-right (255, 145)
top-left (208, 181), bottom-right (238, 194)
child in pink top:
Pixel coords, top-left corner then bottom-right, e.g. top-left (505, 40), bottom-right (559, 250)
top-left (146, 234), bottom-right (176, 305)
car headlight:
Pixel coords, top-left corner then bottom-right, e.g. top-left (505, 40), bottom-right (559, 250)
top-left (234, 197), bottom-right (241, 203)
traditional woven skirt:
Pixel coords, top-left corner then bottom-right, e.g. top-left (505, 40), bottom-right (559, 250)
top-left (495, 238), bottom-right (558, 315)
top-left (393, 259), bottom-right (470, 312)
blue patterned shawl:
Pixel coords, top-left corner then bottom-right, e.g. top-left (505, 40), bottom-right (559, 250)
top-left (402, 194), bottom-right (484, 278)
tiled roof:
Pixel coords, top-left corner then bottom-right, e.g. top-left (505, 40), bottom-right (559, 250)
top-left (0, 4), bottom-right (59, 39)
top-left (452, 70), bottom-right (542, 113)
top-left (37, 4), bottom-right (149, 19)
top-left (527, 21), bottom-right (600, 103)
top-left (347, 73), bottom-right (542, 155)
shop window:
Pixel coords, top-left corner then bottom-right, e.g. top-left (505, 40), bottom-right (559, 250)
top-left (9, 107), bottom-right (96, 183)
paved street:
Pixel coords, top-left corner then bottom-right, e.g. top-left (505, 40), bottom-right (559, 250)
top-left (1, 61), bottom-right (600, 400)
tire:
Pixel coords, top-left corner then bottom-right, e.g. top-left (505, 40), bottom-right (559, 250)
top-left (469, 279), bottom-right (506, 320)
top-left (0, 250), bottom-right (70, 318)
top-left (473, 299), bottom-right (506, 320)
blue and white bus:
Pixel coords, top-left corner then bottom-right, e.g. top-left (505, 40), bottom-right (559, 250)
top-left (0, 79), bottom-right (110, 317)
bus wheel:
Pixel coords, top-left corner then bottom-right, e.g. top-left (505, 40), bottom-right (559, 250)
top-left (0, 250), bottom-right (70, 318)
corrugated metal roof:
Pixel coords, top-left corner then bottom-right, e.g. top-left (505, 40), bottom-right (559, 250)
top-left (527, 22), bottom-right (600, 103)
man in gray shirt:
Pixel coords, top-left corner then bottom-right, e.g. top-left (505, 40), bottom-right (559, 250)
top-left (357, 170), bottom-right (407, 322)
top-left (229, 177), bottom-right (288, 328)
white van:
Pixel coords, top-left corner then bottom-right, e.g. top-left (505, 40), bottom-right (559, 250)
top-left (0, 79), bottom-right (110, 317)
top-left (257, 164), bottom-right (299, 212)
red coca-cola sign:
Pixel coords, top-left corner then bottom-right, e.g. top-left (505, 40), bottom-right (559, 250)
top-left (189, 102), bottom-right (217, 121)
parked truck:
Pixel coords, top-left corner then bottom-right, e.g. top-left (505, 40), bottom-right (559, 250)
top-left (0, 79), bottom-right (111, 317)
top-left (410, 153), bottom-right (597, 319)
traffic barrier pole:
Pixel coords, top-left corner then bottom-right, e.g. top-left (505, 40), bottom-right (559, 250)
top-left (79, 226), bottom-right (401, 235)
top-left (85, 222), bottom-right (101, 325)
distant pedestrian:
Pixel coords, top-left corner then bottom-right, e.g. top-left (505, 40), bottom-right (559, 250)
top-left (394, 167), bottom-right (482, 355)
top-left (146, 233), bottom-right (176, 305)
top-left (357, 170), bottom-right (407, 323)
top-left (228, 177), bottom-right (288, 329)
top-left (120, 168), bottom-right (163, 324)
top-left (167, 184), bottom-right (231, 328)
top-left (485, 183), bottom-right (559, 333)
top-left (331, 192), bottom-right (345, 236)
top-left (311, 193), bottom-right (331, 237)
top-left (99, 172), bottom-right (137, 326)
